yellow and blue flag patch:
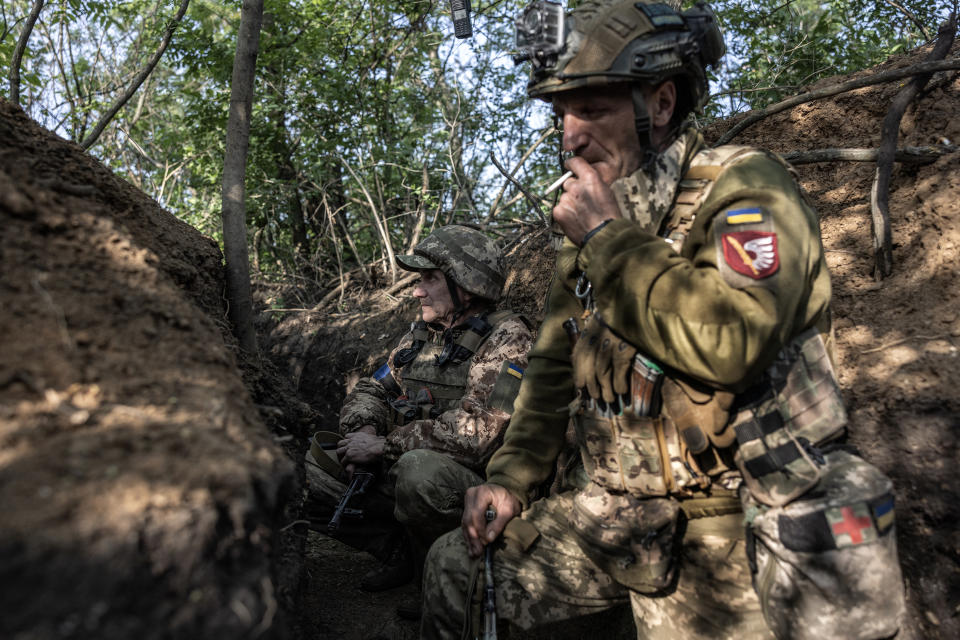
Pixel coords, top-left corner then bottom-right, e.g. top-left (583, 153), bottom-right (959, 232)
top-left (725, 207), bottom-right (765, 225)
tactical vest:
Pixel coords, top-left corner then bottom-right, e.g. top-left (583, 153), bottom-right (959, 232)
top-left (572, 146), bottom-right (847, 503)
top-left (386, 310), bottom-right (527, 425)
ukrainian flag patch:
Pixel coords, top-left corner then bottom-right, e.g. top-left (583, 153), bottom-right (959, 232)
top-left (872, 496), bottom-right (895, 534)
top-left (725, 207), bottom-right (765, 225)
top-left (507, 363), bottom-right (524, 379)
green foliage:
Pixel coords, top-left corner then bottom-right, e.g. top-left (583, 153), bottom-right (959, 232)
top-left (705, 0), bottom-right (950, 118)
top-left (1, 0), bottom-right (953, 296)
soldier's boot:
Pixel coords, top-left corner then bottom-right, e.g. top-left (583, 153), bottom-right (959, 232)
top-left (360, 536), bottom-right (414, 592)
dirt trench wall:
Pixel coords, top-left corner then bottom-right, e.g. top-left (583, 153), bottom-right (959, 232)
top-left (0, 99), bottom-right (295, 639)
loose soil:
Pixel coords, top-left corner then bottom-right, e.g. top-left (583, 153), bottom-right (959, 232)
top-left (2, 40), bottom-right (959, 640)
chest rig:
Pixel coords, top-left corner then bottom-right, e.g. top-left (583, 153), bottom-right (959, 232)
top-left (386, 310), bottom-right (522, 425)
top-left (571, 145), bottom-right (845, 503)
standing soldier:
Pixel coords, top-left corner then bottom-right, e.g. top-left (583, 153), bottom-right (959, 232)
top-left (305, 225), bottom-right (533, 617)
top-left (421, 2), bottom-right (904, 639)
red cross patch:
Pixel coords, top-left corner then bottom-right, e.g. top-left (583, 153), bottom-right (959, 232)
top-left (826, 504), bottom-right (877, 547)
top-left (721, 231), bottom-right (779, 279)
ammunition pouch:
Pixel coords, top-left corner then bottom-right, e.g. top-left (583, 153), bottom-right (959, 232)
top-left (742, 449), bottom-right (904, 640)
top-left (731, 327), bottom-right (848, 507)
top-left (569, 482), bottom-right (681, 593)
top-left (572, 408), bottom-right (711, 498)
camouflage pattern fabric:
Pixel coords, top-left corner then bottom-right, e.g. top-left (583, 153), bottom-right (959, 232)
top-left (304, 451), bottom-right (403, 563)
top-left (339, 315), bottom-right (534, 474)
top-left (396, 225), bottom-right (506, 301)
top-left (305, 447), bottom-right (482, 564)
top-left (388, 448), bottom-right (484, 565)
top-left (484, 130), bottom-right (835, 508)
top-left (420, 491), bottom-right (771, 640)
top-left (742, 450), bottom-right (904, 640)
top-left (610, 128), bottom-right (689, 234)
top-left (463, 131), bottom-right (857, 639)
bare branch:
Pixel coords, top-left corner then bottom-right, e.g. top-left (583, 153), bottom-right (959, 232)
top-left (487, 152), bottom-right (548, 227)
top-left (80, 0), bottom-right (190, 150)
top-left (781, 145), bottom-right (956, 165)
top-left (871, 13), bottom-right (957, 280)
top-left (883, 0), bottom-right (932, 41)
top-left (715, 58), bottom-right (960, 146)
top-left (9, 0), bottom-right (46, 106)
top-left (485, 124), bottom-right (556, 223)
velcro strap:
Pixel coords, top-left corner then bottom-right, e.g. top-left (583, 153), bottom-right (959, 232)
top-left (679, 495), bottom-right (742, 520)
top-left (778, 494), bottom-right (894, 552)
top-left (734, 411), bottom-right (784, 443)
top-left (458, 329), bottom-right (487, 353)
top-left (683, 165), bottom-right (724, 181)
top-left (743, 440), bottom-right (804, 478)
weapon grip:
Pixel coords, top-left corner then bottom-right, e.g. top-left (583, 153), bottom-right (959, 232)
top-left (327, 472), bottom-right (373, 533)
top-left (483, 506), bottom-right (498, 640)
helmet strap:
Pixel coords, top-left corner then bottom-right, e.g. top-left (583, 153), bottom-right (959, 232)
top-left (554, 113), bottom-right (565, 173)
top-left (443, 272), bottom-right (470, 326)
top-left (631, 85), bottom-right (659, 174)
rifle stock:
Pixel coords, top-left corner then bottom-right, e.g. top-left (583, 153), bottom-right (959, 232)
top-left (328, 471), bottom-right (374, 533)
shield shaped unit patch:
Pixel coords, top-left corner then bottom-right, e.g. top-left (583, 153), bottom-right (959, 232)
top-left (721, 230), bottom-right (779, 279)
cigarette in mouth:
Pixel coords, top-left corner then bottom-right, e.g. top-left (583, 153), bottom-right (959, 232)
top-left (544, 170), bottom-right (574, 196)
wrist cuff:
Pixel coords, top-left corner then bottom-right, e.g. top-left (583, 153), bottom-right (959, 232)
top-left (581, 219), bottom-right (613, 246)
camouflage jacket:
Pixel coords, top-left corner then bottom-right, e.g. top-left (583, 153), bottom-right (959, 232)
top-left (339, 313), bottom-right (534, 474)
top-left (486, 128), bottom-right (835, 507)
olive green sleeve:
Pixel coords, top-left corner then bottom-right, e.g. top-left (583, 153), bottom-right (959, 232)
top-left (484, 262), bottom-right (581, 509)
top-left (577, 153), bottom-right (831, 390)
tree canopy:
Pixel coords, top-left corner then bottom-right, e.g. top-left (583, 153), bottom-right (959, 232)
top-left (1, 0), bottom-right (950, 303)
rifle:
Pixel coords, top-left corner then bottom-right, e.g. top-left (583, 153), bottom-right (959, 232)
top-left (483, 508), bottom-right (497, 640)
top-left (328, 471), bottom-right (374, 533)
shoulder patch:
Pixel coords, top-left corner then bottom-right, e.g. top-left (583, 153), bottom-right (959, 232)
top-left (722, 231), bottom-right (779, 279)
top-left (488, 361), bottom-right (525, 414)
top-left (725, 207), bottom-right (765, 225)
top-left (714, 204), bottom-right (780, 288)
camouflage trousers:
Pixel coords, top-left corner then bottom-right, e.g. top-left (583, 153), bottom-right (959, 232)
top-left (420, 490), bottom-right (773, 640)
top-left (306, 448), bottom-right (483, 565)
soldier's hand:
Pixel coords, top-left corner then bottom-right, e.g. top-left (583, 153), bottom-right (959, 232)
top-left (552, 156), bottom-right (621, 247)
top-left (338, 431), bottom-right (385, 466)
top-left (462, 483), bottom-right (521, 558)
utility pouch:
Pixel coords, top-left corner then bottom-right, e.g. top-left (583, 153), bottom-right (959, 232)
top-left (742, 449), bottom-right (904, 640)
top-left (574, 406), bottom-right (711, 497)
top-left (574, 411), bottom-right (668, 496)
top-left (731, 328), bottom-right (847, 507)
top-left (569, 482), bottom-right (681, 593)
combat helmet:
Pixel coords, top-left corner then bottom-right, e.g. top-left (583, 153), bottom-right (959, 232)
top-left (396, 225), bottom-right (505, 302)
top-left (514, 0), bottom-right (724, 163)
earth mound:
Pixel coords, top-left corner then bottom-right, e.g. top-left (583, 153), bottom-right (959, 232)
top-left (0, 98), bottom-right (298, 639)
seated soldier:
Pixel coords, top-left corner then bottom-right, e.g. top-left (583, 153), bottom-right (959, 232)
top-left (305, 225), bottom-right (534, 602)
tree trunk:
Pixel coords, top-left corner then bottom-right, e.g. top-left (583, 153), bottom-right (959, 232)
top-left (9, 0), bottom-right (46, 106)
top-left (221, 0), bottom-right (264, 355)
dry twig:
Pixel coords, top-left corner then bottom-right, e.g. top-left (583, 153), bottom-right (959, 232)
top-left (782, 145), bottom-right (956, 165)
top-left (871, 14), bottom-right (957, 280)
top-left (862, 334), bottom-right (951, 354)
